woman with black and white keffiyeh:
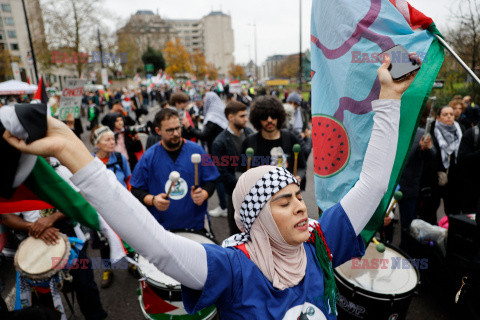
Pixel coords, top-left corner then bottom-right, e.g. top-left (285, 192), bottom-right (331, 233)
top-left (431, 105), bottom-right (464, 215)
top-left (2, 54), bottom-right (420, 319)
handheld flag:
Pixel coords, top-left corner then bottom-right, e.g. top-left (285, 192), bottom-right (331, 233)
top-left (311, 0), bottom-right (444, 242)
top-left (0, 104), bottom-right (126, 261)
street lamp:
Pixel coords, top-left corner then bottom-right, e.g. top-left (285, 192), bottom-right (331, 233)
top-left (247, 22), bottom-right (258, 83)
top-left (299, 0), bottom-right (303, 91)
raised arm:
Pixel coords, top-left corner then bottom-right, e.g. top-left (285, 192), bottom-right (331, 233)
top-left (3, 116), bottom-right (208, 290)
top-left (340, 54), bottom-right (420, 235)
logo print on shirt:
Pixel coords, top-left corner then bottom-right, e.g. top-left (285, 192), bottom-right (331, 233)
top-left (165, 178), bottom-right (188, 200)
top-left (282, 303), bottom-right (326, 320)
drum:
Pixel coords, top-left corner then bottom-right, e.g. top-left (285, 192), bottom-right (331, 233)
top-left (14, 233), bottom-right (71, 282)
top-left (136, 231), bottom-right (217, 320)
top-left (334, 242), bottom-right (419, 320)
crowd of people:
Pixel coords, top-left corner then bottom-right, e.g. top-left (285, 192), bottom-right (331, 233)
top-left (0, 54), bottom-right (420, 320)
top-left (390, 95), bottom-right (480, 249)
top-left (3, 56), bottom-right (480, 318)
top-left (1, 80), bottom-right (315, 319)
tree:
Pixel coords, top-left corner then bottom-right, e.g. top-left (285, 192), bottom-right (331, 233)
top-left (191, 50), bottom-right (208, 79)
top-left (42, 0), bottom-right (107, 77)
top-left (447, 0), bottom-right (480, 99)
top-left (0, 48), bottom-right (15, 81)
top-left (228, 64), bottom-right (246, 80)
top-left (206, 63), bottom-right (218, 80)
top-left (117, 34), bottom-right (141, 77)
top-left (142, 46), bottom-right (166, 75)
top-left (163, 38), bottom-right (191, 76)
top-left (275, 54), bottom-right (299, 79)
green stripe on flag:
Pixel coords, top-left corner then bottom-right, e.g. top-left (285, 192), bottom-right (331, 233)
top-left (360, 32), bottom-right (445, 243)
top-left (24, 157), bottom-right (101, 230)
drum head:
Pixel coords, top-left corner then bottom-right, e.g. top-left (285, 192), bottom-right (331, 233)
top-left (335, 242), bottom-right (418, 295)
top-left (15, 234), bottom-right (69, 276)
top-left (136, 231), bottom-right (215, 289)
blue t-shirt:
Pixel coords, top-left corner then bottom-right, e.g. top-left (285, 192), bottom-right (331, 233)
top-left (96, 152), bottom-right (131, 188)
top-left (130, 140), bottom-right (220, 230)
top-left (182, 203), bottom-right (364, 320)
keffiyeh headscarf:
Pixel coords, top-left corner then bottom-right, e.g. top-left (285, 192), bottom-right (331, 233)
top-left (222, 166), bottom-right (306, 290)
top-left (434, 119), bottom-right (462, 169)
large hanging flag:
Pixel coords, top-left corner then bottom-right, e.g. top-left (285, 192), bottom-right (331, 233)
top-left (310, 0), bottom-right (444, 242)
top-left (0, 104), bottom-right (126, 261)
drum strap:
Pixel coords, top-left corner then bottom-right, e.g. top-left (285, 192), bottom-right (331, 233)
top-left (16, 273), bottom-right (68, 320)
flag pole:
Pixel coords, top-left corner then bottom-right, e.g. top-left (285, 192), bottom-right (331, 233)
top-left (434, 34), bottom-right (480, 88)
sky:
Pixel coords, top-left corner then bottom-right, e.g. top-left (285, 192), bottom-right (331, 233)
top-left (103, 0), bottom-right (454, 65)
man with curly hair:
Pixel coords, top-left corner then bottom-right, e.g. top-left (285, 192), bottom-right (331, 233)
top-left (240, 96), bottom-right (306, 188)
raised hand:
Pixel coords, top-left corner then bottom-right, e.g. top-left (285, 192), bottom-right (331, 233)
top-left (378, 53), bottom-right (421, 100)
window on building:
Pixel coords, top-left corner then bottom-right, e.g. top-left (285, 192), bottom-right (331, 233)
top-left (4, 17), bottom-right (14, 26)
top-left (0, 31), bottom-right (3, 40)
top-left (7, 30), bottom-right (16, 38)
top-left (1, 4), bottom-right (11, 12)
top-left (10, 43), bottom-right (18, 50)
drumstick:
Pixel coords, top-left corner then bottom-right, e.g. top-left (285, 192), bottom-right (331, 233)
top-left (191, 153), bottom-right (201, 188)
top-left (372, 237), bottom-right (386, 253)
top-left (385, 191), bottom-right (403, 217)
top-left (166, 171), bottom-right (180, 199)
top-left (246, 148), bottom-right (254, 170)
top-left (292, 144), bottom-right (301, 177)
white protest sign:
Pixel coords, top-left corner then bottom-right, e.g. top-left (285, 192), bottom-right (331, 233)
top-left (11, 62), bottom-right (21, 81)
top-left (58, 79), bottom-right (86, 120)
top-left (101, 68), bottom-right (108, 86)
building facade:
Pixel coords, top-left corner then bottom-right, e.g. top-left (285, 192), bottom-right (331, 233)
top-left (118, 10), bottom-right (235, 78)
top-left (116, 10), bottom-right (175, 55)
top-left (199, 11), bottom-right (234, 78)
top-left (0, 0), bottom-right (78, 88)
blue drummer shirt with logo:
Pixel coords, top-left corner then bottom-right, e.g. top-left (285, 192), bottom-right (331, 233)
top-left (182, 203), bottom-right (365, 320)
top-left (131, 140), bottom-right (219, 230)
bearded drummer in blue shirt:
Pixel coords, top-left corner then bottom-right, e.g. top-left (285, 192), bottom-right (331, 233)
top-left (3, 53), bottom-right (420, 320)
top-left (130, 107), bottom-right (219, 232)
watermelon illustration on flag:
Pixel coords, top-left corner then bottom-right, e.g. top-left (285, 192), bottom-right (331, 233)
top-left (310, 0), bottom-right (444, 242)
top-left (0, 103), bottom-right (126, 261)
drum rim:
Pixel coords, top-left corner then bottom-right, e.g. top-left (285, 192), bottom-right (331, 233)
top-left (136, 229), bottom-right (217, 290)
top-left (14, 233), bottom-right (71, 280)
top-left (137, 285), bottom-right (217, 320)
top-left (334, 243), bottom-right (420, 299)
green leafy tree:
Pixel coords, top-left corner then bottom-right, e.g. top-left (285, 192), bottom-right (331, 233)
top-left (141, 46), bottom-right (166, 74)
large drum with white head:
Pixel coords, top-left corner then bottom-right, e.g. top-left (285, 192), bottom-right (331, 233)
top-left (334, 242), bottom-right (419, 320)
top-left (136, 230), bottom-right (217, 320)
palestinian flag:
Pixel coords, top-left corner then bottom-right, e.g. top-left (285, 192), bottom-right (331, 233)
top-left (310, 0), bottom-right (444, 242)
top-left (33, 76), bottom-right (48, 104)
top-left (0, 103), bottom-right (126, 261)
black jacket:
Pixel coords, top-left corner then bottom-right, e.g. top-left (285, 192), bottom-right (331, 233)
top-left (211, 128), bottom-right (254, 193)
top-left (240, 130), bottom-right (307, 189)
top-left (101, 112), bottom-right (143, 170)
top-left (398, 128), bottom-right (436, 199)
top-left (184, 121), bottom-right (224, 153)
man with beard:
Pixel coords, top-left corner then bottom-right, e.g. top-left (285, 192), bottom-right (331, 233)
top-left (240, 96), bottom-right (306, 188)
top-left (211, 101), bottom-right (253, 234)
top-left (130, 108), bottom-right (219, 232)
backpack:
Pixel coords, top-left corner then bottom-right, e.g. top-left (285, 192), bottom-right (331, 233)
top-left (106, 152), bottom-right (124, 173)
